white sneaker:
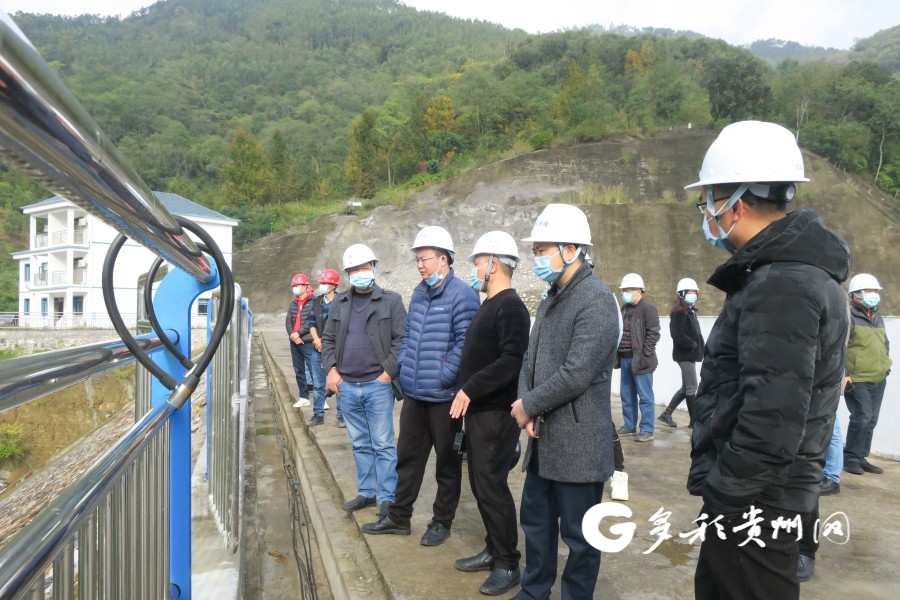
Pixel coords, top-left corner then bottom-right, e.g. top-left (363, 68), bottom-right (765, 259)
top-left (324, 400), bottom-right (330, 410)
top-left (293, 397), bottom-right (310, 408)
top-left (610, 470), bottom-right (629, 501)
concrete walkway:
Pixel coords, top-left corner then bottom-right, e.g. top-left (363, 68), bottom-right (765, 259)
top-left (258, 329), bottom-right (899, 600)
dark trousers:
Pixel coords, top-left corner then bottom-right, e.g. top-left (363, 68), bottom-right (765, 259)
top-left (843, 378), bottom-right (887, 465)
top-left (799, 503), bottom-right (819, 558)
top-left (466, 410), bottom-right (521, 570)
top-left (695, 504), bottom-right (800, 600)
top-left (519, 453), bottom-right (604, 599)
top-left (289, 340), bottom-right (309, 397)
top-left (666, 360), bottom-right (698, 417)
top-left (389, 398), bottom-right (462, 528)
top-left (612, 431), bottom-right (625, 471)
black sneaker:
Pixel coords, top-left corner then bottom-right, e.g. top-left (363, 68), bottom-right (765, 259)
top-left (861, 459), bottom-right (884, 474)
top-left (337, 416), bottom-right (347, 428)
top-left (657, 413), bottom-right (677, 428)
top-left (797, 554), bottom-right (815, 582)
top-left (616, 425), bottom-right (636, 436)
top-left (306, 414), bottom-right (324, 427)
top-left (420, 522), bottom-right (451, 546)
top-left (818, 479), bottom-right (840, 496)
top-left (342, 495), bottom-right (376, 512)
top-left (844, 463), bottom-right (864, 475)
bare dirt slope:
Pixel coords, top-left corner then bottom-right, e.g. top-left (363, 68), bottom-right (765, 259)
top-left (235, 129), bottom-right (900, 321)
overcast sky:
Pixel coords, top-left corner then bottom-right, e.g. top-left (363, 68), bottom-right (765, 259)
top-left (1, 0), bottom-right (898, 49)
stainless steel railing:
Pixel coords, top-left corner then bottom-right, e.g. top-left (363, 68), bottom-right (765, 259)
top-left (206, 286), bottom-right (251, 551)
top-left (0, 400), bottom-right (173, 599)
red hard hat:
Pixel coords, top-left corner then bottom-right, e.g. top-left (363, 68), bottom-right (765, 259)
top-left (318, 269), bottom-right (340, 285)
top-left (290, 273), bottom-right (309, 286)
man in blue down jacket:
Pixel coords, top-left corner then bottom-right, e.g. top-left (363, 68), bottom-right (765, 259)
top-left (362, 226), bottom-right (480, 547)
top-left (686, 121), bottom-right (850, 600)
top-left (511, 203), bottom-right (620, 599)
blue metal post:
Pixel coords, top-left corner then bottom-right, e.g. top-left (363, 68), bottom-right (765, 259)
top-left (151, 264), bottom-right (220, 600)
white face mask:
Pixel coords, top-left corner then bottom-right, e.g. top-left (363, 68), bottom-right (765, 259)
top-left (684, 293), bottom-right (698, 305)
top-left (292, 286), bottom-right (303, 296)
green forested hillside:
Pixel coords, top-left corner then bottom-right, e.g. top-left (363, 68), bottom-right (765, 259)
top-left (1, 0), bottom-right (899, 311)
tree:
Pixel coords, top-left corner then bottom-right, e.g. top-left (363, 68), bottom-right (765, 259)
top-left (423, 95), bottom-right (457, 137)
top-left (222, 129), bottom-right (270, 206)
top-left (345, 110), bottom-right (381, 198)
top-left (703, 54), bottom-right (772, 122)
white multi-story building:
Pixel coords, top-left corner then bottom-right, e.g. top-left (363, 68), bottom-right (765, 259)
top-left (11, 192), bottom-right (238, 328)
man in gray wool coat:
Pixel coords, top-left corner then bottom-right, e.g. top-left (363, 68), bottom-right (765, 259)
top-left (510, 203), bottom-right (620, 599)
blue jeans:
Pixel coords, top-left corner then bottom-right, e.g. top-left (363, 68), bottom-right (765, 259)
top-left (619, 356), bottom-right (656, 433)
top-left (823, 417), bottom-right (843, 483)
top-left (309, 350), bottom-right (340, 418)
top-left (339, 379), bottom-right (398, 502)
top-left (843, 379), bottom-right (886, 466)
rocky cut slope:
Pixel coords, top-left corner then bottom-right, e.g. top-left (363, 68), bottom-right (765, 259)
top-left (234, 129), bottom-right (900, 322)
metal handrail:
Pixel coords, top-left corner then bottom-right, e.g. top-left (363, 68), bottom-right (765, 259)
top-left (0, 332), bottom-right (164, 412)
top-left (0, 13), bottom-right (212, 282)
top-left (0, 400), bottom-right (175, 598)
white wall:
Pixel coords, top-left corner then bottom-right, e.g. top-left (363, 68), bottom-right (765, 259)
top-left (613, 317), bottom-right (900, 461)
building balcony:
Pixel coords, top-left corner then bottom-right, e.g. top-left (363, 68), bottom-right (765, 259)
top-left (34, 272), bottom-right (48, 286)
top-left (49, 228), bottom-right (88, 246)
top-left (34, 233), bottom-right (48, 248)
top-left (73, 267), bottom-right (88, 284)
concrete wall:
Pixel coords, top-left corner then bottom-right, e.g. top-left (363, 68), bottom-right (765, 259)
top-left (615, 317), bottom-right (900, 461)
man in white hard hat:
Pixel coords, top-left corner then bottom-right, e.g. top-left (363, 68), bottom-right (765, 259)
top-left (510, 204), bottom-right (620, 599)
top-left (843, 273), bottom-right (891, 476)
top-left (449, 231), bottom-right (530, 596)
top-left (363, 226), bottom-right (480, 546)
top-left (686, 121), bottom-right (850, 600)
top-left (615, 272), bottom-right (660, 442)
top-left (321, 244), bottom-right (407, 519)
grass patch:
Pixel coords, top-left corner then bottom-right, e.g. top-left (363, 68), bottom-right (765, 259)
top-left (559, 183), bottom-right (632, 205)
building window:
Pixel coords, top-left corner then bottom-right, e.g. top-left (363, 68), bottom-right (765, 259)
top-left (73, 296), bottom-right (84, 315)
top-left (24, 299), bottom-right (30, 315)
top-left (24, 263), bottom-right (30, 281)
top-left (41, 298), bottom-right (48, 316)
top-left (198, 298), bottom-right (209, 316)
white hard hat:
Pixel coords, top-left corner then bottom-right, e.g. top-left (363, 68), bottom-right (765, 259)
top-left (343, 243), bottom-right (378, 271)
top-left (468, 231), bottom-right (520, 263)
top-left (676, 278), bottom-right (699, 292)
top-left (522, 204), bottom-right (593, 246)
top-left (848, 273), bottom-right (882, 293)
top-left (412, 226), bottom-right (455, 262)
top-left (620, 273), bottom-right (645, 290)
top-left (685, 121), bottom-right (809, 190)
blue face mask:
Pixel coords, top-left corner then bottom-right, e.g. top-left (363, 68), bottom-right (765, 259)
top-left (349, 271), bottom-right (375, 290)
top-left (469, 263), bottom-right (486, 292)
top-left (701, 184), bottom-right (748, 253)
top-left (533, 253), bottom-right (563, 284)
top-left (862, 292), bottom-right (880, 309)
top-left (425, 259), bottom-right (445, 287)
top-left (684, 293), bottom-right (698, 305)
top-left (622, 291), bottom-right (634, 305)
top-left (317, 284), bottom-right (331, 296)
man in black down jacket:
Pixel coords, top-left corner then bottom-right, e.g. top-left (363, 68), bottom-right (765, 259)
top-left (685, 121), bottom-right (850, 600)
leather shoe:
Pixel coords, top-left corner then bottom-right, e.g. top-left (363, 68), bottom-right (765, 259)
top-left (342, 495), bottom-right (376, 512)
top-left (861, 459), bottom-right (884, 474)
top-left (420, 522), bottom-right (451, 546)
top-left (361, 515), bottom-right (411, 536)
top-left (796, 554), bottom-right (815, 582)
top-left (479, 567), bottom-right (521, 596)
top-left (455, 548), bottom-right (495, 572)
top-left (844, 463), bottom-right (864, 475)
top-left (819, 479), bottom-right (840, 496)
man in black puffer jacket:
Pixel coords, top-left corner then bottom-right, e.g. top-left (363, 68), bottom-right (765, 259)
top-left (685, 121), bottom-right (850, 600)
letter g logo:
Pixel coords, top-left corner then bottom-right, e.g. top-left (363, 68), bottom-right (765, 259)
top-left (581, 502), bottom-right (636, 553)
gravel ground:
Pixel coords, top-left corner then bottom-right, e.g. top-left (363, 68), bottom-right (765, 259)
top-left (0, 377), bottom-right (208, 547)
